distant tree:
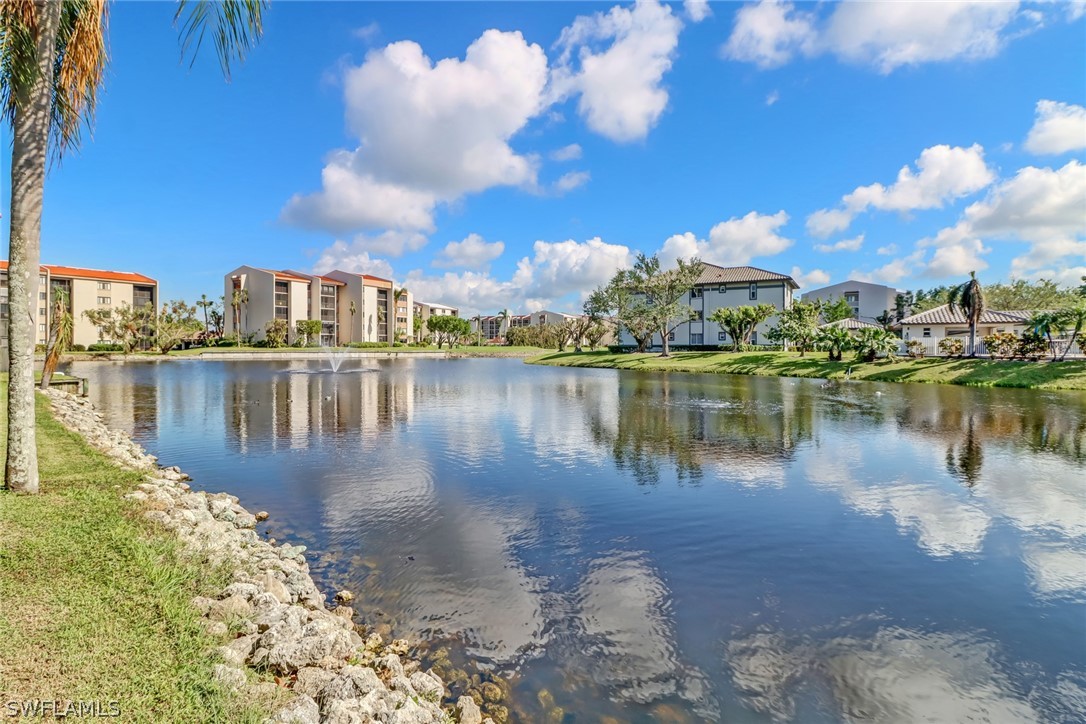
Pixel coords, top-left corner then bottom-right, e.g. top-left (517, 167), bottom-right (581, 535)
top-left (909, 286), bottom-right (952, 313)
top-left (208, 304), bottom-right (224, 339)
top-left (264, 319), bottom-right (288, 348)
top-left (588, 272), bottom-right (654, 352)
top-left (40, 288), bottom-right (73, 389)
top-left (83, 302), bottom-right (154, 355)
top-left (196, 294), bottom-right (213, 337)
top-left (947, 271), bottom-right (985, 357)
top-left (412, 315), bottom-right (422, 342)
top-left (985, 278), bottom-right (1080, 310)
top-left (821, 297), bottom-right (854, 323)
top-left (894, 292), bottom-right (912, 322)
top-left (711, 304), bottom-right (776, 352)
top-left (427, 314), bottom-right (469, 349)
top-left (348, 300), bottom-right (357, 344)
top-left (154, 300), bottom-right (202, 354)
top-left (768, 302), bottom-right (820, 356)
top-left (875, 310), bottom-right (895, 329)
top-left (585, 322), bottom-right (608, 349)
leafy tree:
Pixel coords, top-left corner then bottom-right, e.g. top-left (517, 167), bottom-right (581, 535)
top-left (208, 303), bottom-right (224, 339)
top-left (264, 319), bottom-right (288, 348)
top-left (154, 299), bottom-right (202, 354)
top-left (768, 301), bottom-right (820, 356)
top-left (947, 271), bottom-right (985, 357)
top-left (588, 271), bottom-right (654, 352)
top-left (585, 322), bottom-right (608, 349)
top-left (894, 292), bottom-right (911, 322)
top-left (820, 297), bottom-right (854, 323)
top-left (40, 288), bottom-right (73, 389)
top-left (985, 278), bottom-right (1080, 310)
top-left (624, 253), bottom-right (703, 357)
top-left (83, 302), bottom-right (154, 355)
top-left (295, 319), bottom-right (322, 346)
top-left (1, 0), bottom-right (266, 494)
top-left (908, 286), bottom-right (952, 313)
top-left (710, 304), bottom-right (777, 352)
top-left (816, 324), bottom-right (853, 362)
top-left (427, 314), bottom-right (469, 349)
top-left (853, 327), bottom-right (899, 363)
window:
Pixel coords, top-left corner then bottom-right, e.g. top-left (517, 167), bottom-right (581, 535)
top-left (718, 285), bottom-right (727, 294)
top-left (39, 291), bottom-right (47, 300)
top-left (39, 307), bottom-right (46, 317)
top-left (690, 333), bottom-right (704, 345)
top-left (1, 303), bottom-right (8, 319)
top-left (667, 332), bottom-right (675, 342)
top-left (96, 296), bottom-right (111, 305)
top-left (749, 283), bottom-right (758, 300)
top-left (718, 331), bottom-right (727, 341)
top-left (690, 287), bottom-right (703, 299)
top-left (274, 281), bottom-right (289, 320)
top-left (39, 324), bottom-right (46, 333)
top-left (751, 331), bottom-right (758, 344)
top-left (922, 328), bottom-right (931, 338)
top-left (97, 281), bottom-right (111, 290)
top-left (845, 293), bottom-right (859, 304)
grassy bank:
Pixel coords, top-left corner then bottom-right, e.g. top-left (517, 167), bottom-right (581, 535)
top-left (0, 389), bottom-right (269, 721)
top-left (528, 350), bottom-right (1086, 390)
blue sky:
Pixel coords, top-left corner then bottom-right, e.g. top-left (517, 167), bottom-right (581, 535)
top-left (4, 0), bottom-right (1085, 314)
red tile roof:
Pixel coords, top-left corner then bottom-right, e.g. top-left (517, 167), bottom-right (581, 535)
top-left (2, 261), bottom-right (156, 284)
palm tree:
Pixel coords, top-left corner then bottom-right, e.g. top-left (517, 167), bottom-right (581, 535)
top-left (1057, 301), bottom-right (1086, 361)
top-left (348, 300), bottom-right (357, 344)
top-left (853, 327), bottom-right (900, 363)
top-left (1029, 310), bottom-right (1066, 361)
top-left (2, 0), bottom-right (265, 493)
top-left (196, 293), bottom-right (212, 342)
top-left (499, 308), bottom-right (510, 343)
top-left (947, 271), bottom-right (985, 357)
top-left (231, 287), bottom-right (248, 345)
top-left (816, 324), bottom-right (853, 362)
top-left (40, 288), bottom-right (73, 390)
top-left (393, 287), bottom-right (408, 343)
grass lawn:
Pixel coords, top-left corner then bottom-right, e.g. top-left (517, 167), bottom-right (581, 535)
top-left (0, 388), bottom-right (270, 721)
top-left (528, 350), bottom-right (1086, 391)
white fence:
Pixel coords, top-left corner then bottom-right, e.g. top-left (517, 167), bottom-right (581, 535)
top-left (898, 338), bottom-right (1084, 359)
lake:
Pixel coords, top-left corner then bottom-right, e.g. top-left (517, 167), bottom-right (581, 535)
top-left (64, 357), bottom-right (1086, 723)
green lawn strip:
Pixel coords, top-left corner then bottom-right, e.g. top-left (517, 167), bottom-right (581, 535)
top-left (527, 350), bottom-right (1086, 390)
top-left (0, 390), bottom-right (270, 722)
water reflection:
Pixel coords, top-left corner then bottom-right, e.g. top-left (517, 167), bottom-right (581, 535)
top-left (726, 621), bottom-right (1086, 723)
top-left (67, 359), bottom-right (1086, 721)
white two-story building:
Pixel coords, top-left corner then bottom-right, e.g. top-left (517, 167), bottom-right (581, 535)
top-left (621, 263), bottom-right (799, 348)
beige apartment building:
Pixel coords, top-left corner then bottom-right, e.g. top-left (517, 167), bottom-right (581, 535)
top-left (1, 261), bottom-right (158, 351)
top-left (413, 301), bottom-right (459, 342)
top-left (224, 266), bottom-right (413, 345)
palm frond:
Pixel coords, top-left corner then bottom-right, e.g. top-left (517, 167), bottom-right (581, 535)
top-left (175, 0), bottom-right (266, 81)
top-left (51, 0), bottom-right (108, 156)
top-left (1, 0), bottom-right (43, 128)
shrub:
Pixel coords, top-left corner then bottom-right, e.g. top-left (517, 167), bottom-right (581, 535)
top-left (393, 342), bottom-right (405, 348)
top-left (983, 332), bottom-right (1017, 359)
top-left (606, 345), bottom-right (636, 353)
top-left (217, 338), bottom-right (237, 347)
top-left (70, 344), bottom-right (87, 352)
top-left (937, 338), bottom-right (963, 357)
top-left (34, 343), bottom-right (47, 354)
top-left (1016, 331), bottom-right (1048, 360)
top-left (88, 343), bottom-right (123, 352)
top-left (349, 342), bottom-right (391, 349)
top-left (264, 319), bottom-right (288, 348)
top-left (907, 339), bottom-right (926, 358)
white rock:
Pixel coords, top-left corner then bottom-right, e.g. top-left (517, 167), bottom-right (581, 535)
top-left (265, 694), bottom-right (320, 724)
top-left (212, 664), bottom-right (247, 691)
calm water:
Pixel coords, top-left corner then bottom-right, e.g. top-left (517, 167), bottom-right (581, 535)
top-left (65, 358), bottom-right (1086, 723)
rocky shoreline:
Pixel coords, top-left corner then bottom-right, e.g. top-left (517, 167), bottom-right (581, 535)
top-left (44, 389), bottom-right (493, 724)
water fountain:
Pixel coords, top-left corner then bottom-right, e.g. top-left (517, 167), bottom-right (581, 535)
top-left (325, 345), bottom-right (348, 373)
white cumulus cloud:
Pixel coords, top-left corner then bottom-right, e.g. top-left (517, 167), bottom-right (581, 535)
top-left (312, 241), bottom-right (395, 279)
top-left (1024, 100), bottom-right (1086, 155)
top-left (550, 143), bottom-right (583, 161)
top-left (552, 0), bottom-right (683, 142)
top-left (814, 234), bottom-right (864, 253)
top-left (554, 170), bottom-right (591, 194)
top-left (807, 144), bottom-right (995, 237)
top-left (432, 233), bottom-right (505, 269)
top-left (684, 0), bottom-right (712, 23)
top-left (723, 0), bottom-right (1051, 74)
top-left (659, 211), bottom-right (794, 266)
top-left (283, 29), bottom-right (549, 234)
top-left (790, 266), bottom-right (830, 289)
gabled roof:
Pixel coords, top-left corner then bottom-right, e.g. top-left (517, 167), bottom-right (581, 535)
top-left (899, 304), bottom-right (1032, 326)
top-left (694, 263), bottom-right (799, 288)
top-left (280, 269), bottom-right (347, 286)
top-left (2, 261), bottom-right (156, 284)
top-left (257, 268), bottom-right (311, 283)
top-left (819, 318), bottom-right (883, 330)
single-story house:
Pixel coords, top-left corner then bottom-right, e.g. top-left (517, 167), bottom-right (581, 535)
top-left (818, 318), bottom-right (883, 331)
top-left (900, 305), bottom-right (1031, 354)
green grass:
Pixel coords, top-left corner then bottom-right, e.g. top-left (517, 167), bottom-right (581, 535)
top-left (0, 388), bottom-right (272, 722)
top-left (527, 350), bottom-right (1086, 390)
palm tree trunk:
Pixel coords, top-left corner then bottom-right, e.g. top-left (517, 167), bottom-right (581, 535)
top-left (969, 321), bottom-right (977, 357)
top-left (5, 1), bottom-right (62, 494)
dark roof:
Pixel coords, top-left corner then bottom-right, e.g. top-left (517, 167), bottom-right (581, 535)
top-left (694, 263), bottom-right (798, 288)
top-left (900, 304), bottom-right (1032, 326)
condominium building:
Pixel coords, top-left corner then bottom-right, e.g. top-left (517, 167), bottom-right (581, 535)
top-left (619, 264), bottom-right (798, 348)
top-left (413, 301), bottom-right (459, 342)
top-left (224, 266), bottom-right (413, 345)
top-left (1, 261), bottom-right (158, 350)
top-left (802, 280), bottom-right (904, 323)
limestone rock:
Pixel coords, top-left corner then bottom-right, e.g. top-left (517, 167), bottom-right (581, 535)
top-left (293, 667), bottom-right (337, 699)
top-left (212, 664), bottom-right (247, 691)
top-left (209, 594), bottom-right (252, 622)
top-left (265, 694), bottom-right (320, 724)
top-left (319, 665), bottom-right (383, 704)
top-left (257, 572), bottom-right (293, 604)
top-left (456, 696), bottom-right (483, 724)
